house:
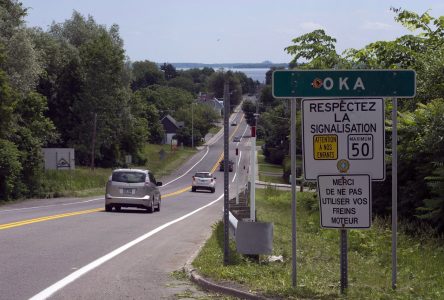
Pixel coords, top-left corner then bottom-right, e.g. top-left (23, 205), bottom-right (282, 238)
top-left (197, 94), bottom-right (224, 116)
top-left (160, 114), bottom-right (184, 144)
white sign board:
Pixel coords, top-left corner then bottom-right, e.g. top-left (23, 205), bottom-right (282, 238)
top-left (42, 148), bottom-right (75, 170)
top-left (302, 98), bottom-right (385, 181)
top-left (318, 174), bottom-right (371, 229)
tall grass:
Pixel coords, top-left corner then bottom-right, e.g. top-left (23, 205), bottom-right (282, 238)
top-left (35, 144), bottom-right (197, 199)
top-left (41, 167), bottom-right (111, 198)
top-left (193, 188), bottom-right (444, 299)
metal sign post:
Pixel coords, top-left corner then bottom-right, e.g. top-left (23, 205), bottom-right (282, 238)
top-left (392, 98), bottom-right (398, 289)
top-left (290, 98), bottom-right (298, 287)
top-left (340, 229), bottom-right (348, 293)
top-left (272, 70), bottom-right (415, 293)
top-left (223, 82), bottom-right (230, 265)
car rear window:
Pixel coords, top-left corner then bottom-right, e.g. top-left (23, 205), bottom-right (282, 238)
top-left (112, 171), bottom-right (146, 183)
top-left (195, 173), bottom-right (212, 178)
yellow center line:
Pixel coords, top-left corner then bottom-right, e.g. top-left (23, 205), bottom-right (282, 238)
top-left (0, 208), bottom-right (102, 230)
top-left (210, 114), bottom-right (244, 173)
top-left (162, 185), bottom-right (192, 198)
top-left (0, 114), bottom-right (246, 231)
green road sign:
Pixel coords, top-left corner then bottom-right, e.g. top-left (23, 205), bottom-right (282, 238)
top-left (272, 70), bottom-right (416, 98)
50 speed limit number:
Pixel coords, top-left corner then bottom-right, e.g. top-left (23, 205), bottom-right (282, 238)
top-left (302, 98), bottom-right (385, 181)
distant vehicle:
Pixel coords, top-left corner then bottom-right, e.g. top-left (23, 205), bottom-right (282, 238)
top-left (105, 169), bottom-right (162, 213)
top-left (233, 136), bottom-right (241, 142)
top-left (192, 172), bottom-right (216, 193)
top-left (231, 121), bottom-right (237, 126)
top-left (219, 159), bottom-right (234, 172)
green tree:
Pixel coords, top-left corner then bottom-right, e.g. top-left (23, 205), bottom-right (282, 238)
top-left (35, 11), bottom-right (147, 167)
top-left (207, 70), bottom-right (242, 108)
top-left (259, 85), bottom-right (279, 111)
top-left (131, 60), bottom-right (165, 90)
top-left (233, 71), bottom-right (257, 95)
top-left (11, 92), bottom-right (57, 195)
top-left (0, 0), bottom-right (42, 94)
top-left (137, 85), bottom-right (194, 116)
top-left (259, 103), bottom-right (291, 164)
top-left (160, 63), bottom-right (177, 80)
top-left (167, 76), bottom-right (196, 94)
top-left (0, 53), bottom-right (22, 199)
top-left (174, 103), bottom-right (219, 146)
top-left (285, 29), bottom-right (341, 69)
top-left (132, 91), bottom-right (164, 144)
top-left (398, 100), bottom-right (444, 225)
top-left (241, 100), bottom-right (256, 126)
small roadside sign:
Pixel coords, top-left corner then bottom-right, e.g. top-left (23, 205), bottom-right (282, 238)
top-left (302, 98), bottom-right (385, 181)
top-left (317, 174), bottom-right (371, 229)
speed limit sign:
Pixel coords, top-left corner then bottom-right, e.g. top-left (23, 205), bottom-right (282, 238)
top-left (302, 98), bottom-right (385, 181)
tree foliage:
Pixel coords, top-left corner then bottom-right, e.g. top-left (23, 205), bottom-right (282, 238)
top-left (207, 70), bottom-right (242, 108)
top-left (285, 29), bottom-right (341, 69)
top-left (131, 60), bottom-right (165, 91)
top-left (283, 8), bottom-right (444, 232)
top-left (241, 100), bottom-right (256, 126)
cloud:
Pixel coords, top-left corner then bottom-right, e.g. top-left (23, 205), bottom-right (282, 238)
top-left (362, 22), bottom-right (392, 30)
top-left (300, 22), bottom-right (323, 31)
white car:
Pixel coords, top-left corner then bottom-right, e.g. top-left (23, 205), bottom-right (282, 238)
top-left (192, 172), bottom-right (216, 193)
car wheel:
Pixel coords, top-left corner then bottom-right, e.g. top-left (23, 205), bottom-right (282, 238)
top-left (147, 199), bottom-right (154, 213)
top-left (192, 187), bottom-right (196, 192)
top-left (156, 198), bottom-right (161, 212)
top-left (211, 188), bottom-right (215, 193)
top-left (105, 204), bottom-right (112, 212)
top-left (114, 205), bottom-right (121, 212)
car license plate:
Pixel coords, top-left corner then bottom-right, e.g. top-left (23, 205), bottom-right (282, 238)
top-left (123, 188), bottom-right (133, 195)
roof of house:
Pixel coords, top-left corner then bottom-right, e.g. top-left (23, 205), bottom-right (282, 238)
top-left (160, 114), bottom-right (184, 133)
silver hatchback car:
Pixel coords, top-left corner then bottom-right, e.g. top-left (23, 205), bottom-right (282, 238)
top-left (105, 169), bottom-right (162, 213)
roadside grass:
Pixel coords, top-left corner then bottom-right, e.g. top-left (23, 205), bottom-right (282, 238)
top-left (258, 174), bottom-right (287, 185)
top-left (41, 167), bottom-right (111, 198)
top-left (141, 144), bottom-right (197, 178)
top-left (257, 150), bottom-right (286, 184)
top-left (258, 163), bottom-right (283, 174)
top-left (208, 125), bottom-right (222, 135)
top-left (192, 188), bottom-right (444, 299)
top-left (39, 144), bottom-right (197, 198)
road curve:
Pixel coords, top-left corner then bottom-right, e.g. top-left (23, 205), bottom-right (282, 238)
top-left (0, 109), bottom-right (252, 300)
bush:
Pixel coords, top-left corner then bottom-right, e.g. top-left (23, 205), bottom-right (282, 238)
top-left (0, 139), bottom-right (22, 200)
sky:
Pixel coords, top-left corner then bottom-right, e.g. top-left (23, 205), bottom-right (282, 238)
top-left (20, 0), bottom-right (444, 64)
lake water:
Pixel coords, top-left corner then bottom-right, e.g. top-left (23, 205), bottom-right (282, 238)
top-left (178, 67), bottom-right (269, 83)
top-left (223, 68), bottom-right (269, 83)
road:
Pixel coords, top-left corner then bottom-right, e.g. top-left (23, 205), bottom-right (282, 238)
top-left (0, 109), bottom-right (253, 300)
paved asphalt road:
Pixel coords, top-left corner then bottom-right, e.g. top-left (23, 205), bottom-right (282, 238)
top-left (0, 109), bottom-right (253, 300)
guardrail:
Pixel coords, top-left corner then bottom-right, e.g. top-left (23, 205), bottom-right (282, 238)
top-left (228, 211), bottom-right (238, 238)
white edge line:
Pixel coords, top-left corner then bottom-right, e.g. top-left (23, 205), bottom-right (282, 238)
top-left (5, 114), bottom-right (242, 213)
top-left (161, 146), bottom-right (210, 187)
top-left (3, 146), bottom-right (210, 212)
top-left (29, 194), bottom-right (224, 300)
top-left (0, 198), bottom-right (103, 213)
top-left (232, 151), bottom-right (242, 183)
top-left (231, 125), bottom-right (248, 184)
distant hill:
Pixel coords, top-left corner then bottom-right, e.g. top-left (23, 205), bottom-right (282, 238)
top-left (164, 62), bottom-right (288, 69)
